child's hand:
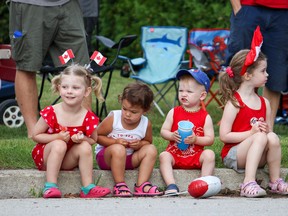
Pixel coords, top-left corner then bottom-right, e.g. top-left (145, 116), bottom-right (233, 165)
top-left (71, 131), bottom-right (85, 144)
top-left (59, 125), bottom-right (68, 132)
top-left (172, 130), bottom-right (181, 143)
top-left (250, 122), bottom-right (262, 134)
top-left (115, 138), bottom-right (130, 148)
top-left (128, 139), bottom-right (140, 149)
top-left (58, 131), bottom-right (70, 143)
top-left (257, 120), bottom-right (269, 133)
top-left (184, 133), bottom-right (197, 145)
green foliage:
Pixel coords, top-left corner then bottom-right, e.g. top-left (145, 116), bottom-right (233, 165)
top-left (0, 2), bottom-right (9, 44)
top-left (0, 1), bottom-right (231, 58)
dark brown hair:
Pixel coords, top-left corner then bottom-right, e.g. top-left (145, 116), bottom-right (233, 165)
top-left (118, 82), bottom-right (154, 112)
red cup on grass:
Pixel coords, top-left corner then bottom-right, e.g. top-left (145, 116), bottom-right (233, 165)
top-left (177, 120), bottom-right (194, 150)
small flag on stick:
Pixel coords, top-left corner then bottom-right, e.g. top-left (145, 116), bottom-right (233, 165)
top-left (90, 51), bottom-right (107, 66)
top-left (59, 49), bottom-right (75, 65)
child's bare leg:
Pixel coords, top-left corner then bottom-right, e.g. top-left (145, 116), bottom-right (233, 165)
top-left (237, 133), bottom-right (267, 183)
top-left (200, 149), bottom-right (215, 177)
top-left (159, 151), bottom-right (175, 186)
top-left (62, 141), bottom-right (94, 187)
top-left (264, 133), bottom-right (281, 183)
top-left (104, 144), bottom-right (126, 183)
top-left (132, 144), bottom-right (157, 186)
top-left (44, 140), bottom-right (67, 183)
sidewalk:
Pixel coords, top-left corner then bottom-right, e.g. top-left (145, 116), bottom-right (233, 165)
top-left (1, 168), bottom-right (287, 199)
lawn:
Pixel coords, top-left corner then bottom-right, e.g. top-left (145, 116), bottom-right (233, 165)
top-left (0, 71), bottom-right (287, 169)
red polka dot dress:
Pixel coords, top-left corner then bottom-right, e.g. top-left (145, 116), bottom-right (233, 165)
top-left (31, 106), bottom-right (99, 170)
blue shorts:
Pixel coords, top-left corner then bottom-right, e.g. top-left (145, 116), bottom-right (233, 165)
top-left (96, 148), bottom-right (134, 170)
top-left (227, 6), bottom-right (288, 92)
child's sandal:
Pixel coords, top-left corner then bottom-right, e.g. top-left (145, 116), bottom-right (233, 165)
top-left (113, 182), bottom-right (133, 197)
top-left (269, 178), bottom-right (288, 195)
top-left (43, 187), bottom-right (62, 198)
top-left (240, 181), bottom-right (267, 198)
top-left (164, 184), bottom-right (180, 196)
top-left (134, 181), bottom-right (163, 196)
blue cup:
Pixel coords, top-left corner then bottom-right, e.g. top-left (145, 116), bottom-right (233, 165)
top-left (177, 120), bottom-right (194, 150)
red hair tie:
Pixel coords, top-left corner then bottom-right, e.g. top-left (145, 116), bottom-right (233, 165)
top-left (240, 26), bottom-right (263, 76)
top-left (226, 67), bottom-right (234, 78)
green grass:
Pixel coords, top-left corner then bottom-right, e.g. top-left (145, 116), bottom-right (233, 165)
top-left (1, 71), bottom-right (288, 169)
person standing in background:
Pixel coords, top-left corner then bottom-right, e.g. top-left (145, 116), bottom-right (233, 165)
top-left (9, 0), bottom-right (89, 138)
top-left (79, 0), bottom-right (99, 55)
top-left (227, 0), bottom-right (288, 129)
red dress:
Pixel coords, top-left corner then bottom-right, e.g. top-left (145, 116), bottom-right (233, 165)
top-left (165, 106), bottom-right (208, 169)
top-left (31, 105), bottom-right (99, 170)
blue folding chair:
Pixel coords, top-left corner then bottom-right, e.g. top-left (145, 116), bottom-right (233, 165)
top-left (187, 28), bottom-right (230, 109)
top-left (119, 26), bottom-right (187, 116)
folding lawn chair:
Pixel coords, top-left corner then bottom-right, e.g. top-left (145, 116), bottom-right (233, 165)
top-left (119, 26), bottom-right (187, 116)
top-left (187, 28), bottom-right (230, 109)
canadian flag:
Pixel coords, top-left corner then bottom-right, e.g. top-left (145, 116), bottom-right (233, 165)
top-left (90, 51), bottom-right (107, 66)
top-left (59, 49), bottom-right (75, 65)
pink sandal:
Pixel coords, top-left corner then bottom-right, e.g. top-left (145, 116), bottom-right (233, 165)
top-left (43, 187), bottom-right (62, 198)
top-left (134, 181), bottom-right (163, 196)
top-left (80, 186), bottom-right (111, 198)
top-left (269, 178), bottom-right (288, 195)
top-left (240, 181), bottom-right (267, 198)
top-left (113, 182), bottom-right (133, 197)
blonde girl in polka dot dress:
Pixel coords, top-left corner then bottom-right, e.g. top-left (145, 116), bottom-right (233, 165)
top-left (31, 64), bottom-right (110, 198)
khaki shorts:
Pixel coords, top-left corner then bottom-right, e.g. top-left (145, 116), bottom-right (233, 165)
top-left (223, 145), bottom-right (245, 174)
top-left (9, 0), bottom-right (89, 72)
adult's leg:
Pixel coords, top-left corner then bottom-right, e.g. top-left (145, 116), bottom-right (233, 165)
top-left (263, 87), bottom-right (281, 129)
top-left (15, 70), bottom-right (38, 138)
top-left (261, 10), bottom-right (288, 129)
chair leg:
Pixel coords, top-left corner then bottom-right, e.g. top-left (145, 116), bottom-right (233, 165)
top-left (205, 89), bottom-right (223, 109)
top-left (153, 100), bottom-right (165, 117)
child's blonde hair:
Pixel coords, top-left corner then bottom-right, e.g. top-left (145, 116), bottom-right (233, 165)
top-left (118, 82), bottom-right (154, 112)
top-left (51, 64), bottom-right (104, 102)
top-left (219, 49), bottom-right (266, 107)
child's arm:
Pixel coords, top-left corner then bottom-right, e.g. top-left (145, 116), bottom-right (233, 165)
top-left (185, 114), bottom-right (214, 146)
top-left (160, 109), bottom-right (181, 143)
top-left (32, 117), bottom-right (70, 144)
top-left (71, 131), bottom-right (97, 145)
top-left (219, 101), bottom-right (262, 143)
top-left (97, 114), bottom-right (130, 148)
top-left (128, 120), bottom-right (153, 150)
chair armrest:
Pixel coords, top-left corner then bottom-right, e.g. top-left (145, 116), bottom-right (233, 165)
top-left (118, 56), bottom-right (146, 75)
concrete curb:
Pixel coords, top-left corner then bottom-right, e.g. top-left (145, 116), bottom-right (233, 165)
top-left (1, 168), bottom-right (288, 199)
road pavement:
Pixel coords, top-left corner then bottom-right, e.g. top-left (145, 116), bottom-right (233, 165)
top-left (0, 196), bottom-right (286, 216)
